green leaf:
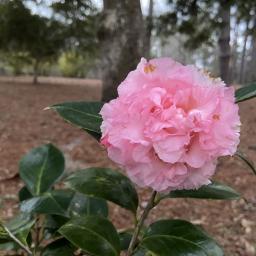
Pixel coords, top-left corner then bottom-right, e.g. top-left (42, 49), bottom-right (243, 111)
top-left (19, 143), bottom-right (65, 196)
top-left (44, 215), bottom-right (68, 236)
top-left (0, 222), bottom-right (8, 240)
top-left (0, 214), bottom-right (35, 248)
top-left (19, 186), bottom-right (33, 202)
top-left (5, 214), bottom-right (35, 246)
top-left (119, 232), bottom-right (132, 251)
top-left (235, 151), bottom-right (256, 175)
top-left (59, 216), bottom-right (120, 256)
top-left (42, 238), bottom-right (74, 256)
top-left (44, 215), bottom-right (67, 230)
top-left (21, 190), bottom-right (108, 218)
top-left (235, 83), bottom-right (256, 103)
top-left (133, 249), bottom-right (149, 256)
top-left (49, 101), bottom-right (103, 138)
top-left (66, 168), bottom-right (138, 213)
top-left (67, 192), bottom-right (108, 218)
top-left (0, 241), bottom-right (20, 251)
top-left (141, 219), bottom-right (223, 256)
top-left (160, 181), bottom-right (240, 201)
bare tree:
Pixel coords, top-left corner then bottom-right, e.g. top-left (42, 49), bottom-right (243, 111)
top-left (249, 14), bottom-right (256, 82)
top-left (99, 0), bottom-right (144, 102)
top-left (144, 0), bottom-right (154, 58)
top-left (239, 19), bottom-right (250, 83)
top-left (230, 17), bottom-right (240, 82)
top-left (218, 0), bottom-right (231, 84)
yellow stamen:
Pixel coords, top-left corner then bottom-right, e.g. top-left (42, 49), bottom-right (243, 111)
top-left (213, 114), bottom-right (220, 120)
top-left (144, 64), bottom-right (156, 74)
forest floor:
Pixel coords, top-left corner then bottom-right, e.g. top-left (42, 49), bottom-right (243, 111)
top-left (0, 79), bottom-right (255, 256)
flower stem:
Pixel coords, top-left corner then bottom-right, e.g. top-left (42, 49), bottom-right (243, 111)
top-left (127, 190), bottom-right (157, 256)
top-left (3, 225), bottom-right (32, 255)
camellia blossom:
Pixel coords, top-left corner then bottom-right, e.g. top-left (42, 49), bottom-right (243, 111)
top-left (100, 58), bottom-right (240, 192)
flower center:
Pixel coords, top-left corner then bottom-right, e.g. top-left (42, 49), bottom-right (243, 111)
top-left (144, 64), bottom-right (156, 74)
top-left (212, 114), bottom-right (220, 120)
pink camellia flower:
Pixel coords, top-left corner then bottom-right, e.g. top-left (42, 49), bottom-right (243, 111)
top-left (100, 58), bottom-right (240, 192)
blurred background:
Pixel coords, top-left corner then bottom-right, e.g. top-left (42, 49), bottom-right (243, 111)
top-left (0, 0), bottom-right (256, 100)
top-left (0, 1), bottom-right (255, 255)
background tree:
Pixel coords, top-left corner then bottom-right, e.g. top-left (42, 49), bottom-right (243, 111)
top-left (0, 0), bottom-right (255, 89)
top-left (0, 0), bottom-right (33, 73)
top-left (157, 0), bottom-right (233, 84)
top-left (144, 0), bottom-right (154, 58)
top-left (236, 1), bottom-right (256, 83)
top-left (26, 16), bottom-right (65, 84)
top-left (0, 0), bottom-right (65, 84)
top-left (218, 0), bottom-right (231, 84)
top-left (98, 0), bottom-right (145, 102)
top-left (249, 15), bottom-right (256, 81)
top-left (51, 0), bottom-right (101, 79)
top-left (157, 0), bottom-right (256, 84)
top-left (51, 0), bottom-right (98, 53)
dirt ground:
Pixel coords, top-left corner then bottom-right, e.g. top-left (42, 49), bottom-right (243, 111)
top-left (0, 79), bottom-right (255, 256)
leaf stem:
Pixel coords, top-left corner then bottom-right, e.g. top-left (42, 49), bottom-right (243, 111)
top-left (127, 190), bottom-right (157, 256)
top-left (3, 225), bottom-right (32, 255)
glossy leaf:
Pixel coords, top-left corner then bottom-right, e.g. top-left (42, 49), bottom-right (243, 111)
top-left (0, 214), bottom-right (34, 248)
top-left (0, 222), bottom-right (8, 240)
top-left (67, 192), bottom-right (108, 217)
top-left (18, 186), bottom-right (33, 202)
top-left (50, 101), bottom-right (103, 138)
top-left (21, 190), bottom-right (108, 218)
top-left (160, 181), bottom-right (240, 201)
top-left (0, 241), bottom-right (20, 251)
top-left (119, 232), bottom-right (132, 251)
top-left (5, 214), bottom-right (35, 246)
top-left (19, 144), bottom-right (65, 196)
top-left (235, 83), bottom-right (256, 103)
top-left (44, 215), bottom-right (69, 236)
top-left (141, 219), bottom-right (223, 256)
top-left (235, 151), bottom-right (256, 175)
top-left (133, 249), bottom-right (149, 256)
top-left (66, 168), bottom-right (138, 213)
top-left (42, 238), bottom-right (74, 256)
top-left (59, 216), bottom-right (120, 256)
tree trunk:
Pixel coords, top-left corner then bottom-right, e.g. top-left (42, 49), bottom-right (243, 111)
top-left (144, 0), bottom-right (154, 59)
top-left (100, 0), bottom-right (144, 102)
top-left (218, 0), bottom-right (231, 85)
top-left (33, 60), bottom-right (39, 85)
top-left (249, 15), bottom-right (256, 82)
top-left (230, 17), bottom-right (240, 82)
top-left (239, 19), bottom-right (250, 84)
